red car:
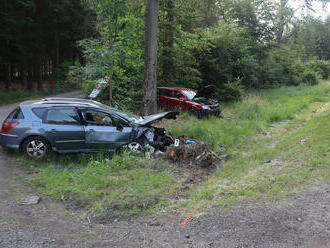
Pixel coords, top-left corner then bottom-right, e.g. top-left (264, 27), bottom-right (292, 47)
top-left (157, 85), bottom-right (221, 118)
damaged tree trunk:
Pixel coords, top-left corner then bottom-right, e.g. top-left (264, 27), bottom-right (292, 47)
top-left (143, 0), bottom-right (159, 115)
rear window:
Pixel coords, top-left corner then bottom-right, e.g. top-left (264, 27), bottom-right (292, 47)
top-left (6, 107), bottom-right (24, 120)
top-left (32, 107), bottom-right (47, 119)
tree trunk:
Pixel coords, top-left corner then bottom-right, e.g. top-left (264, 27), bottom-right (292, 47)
top-left (276, 0), bottom-right (288, 43)
top-left (37, 57), bottom-right (43, 91)
top-left (6, 63), bottom-right (11, 91)
top-left (22, 59), bottom-right (28, 90)
top-left (55, 33), bottom-right (60, 66)
top-left (143, 0), bottom-right (159, 115)
top-left (162, 0), bottom-right (175, 81)
top-left (27, 61), bottom-right (33, 90)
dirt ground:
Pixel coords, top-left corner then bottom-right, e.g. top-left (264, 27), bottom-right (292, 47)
top-left (0, 92), bottom-right (330, 247)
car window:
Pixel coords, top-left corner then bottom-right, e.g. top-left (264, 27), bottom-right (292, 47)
top-left (45, 108), bottom-right (80, 125)
top-left (32, 107), bottom-right (47, 119)
top-left (84, 110), bottom-right (114, 126)
top-left (173, 91), bottom-right (183, 99)
top-left (6, 107), bottom-right (24, 120)
top-left (158, 89), bottom-right (172, 97)
top-left (112, 116), bottom-right (130, 127)
top-left (84, 110), bottom-right (130, 127)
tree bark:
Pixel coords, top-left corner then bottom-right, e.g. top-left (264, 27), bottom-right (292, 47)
top-left (276, 0), bottom-right (288, 43)
top-left (27, 61), bottom-right (33, 90)
top-left (37, 57), bottom-right (43, 91)
top-left (22, 59), bottom-right (28, 90)
top-left (6, 63), bottom-right (11, 91)
top-left (143, 0), bottom-right (159, 115)
top-left (162, 0), bottom-right (175, 81)
top-left (55, 33), bottom-right (60, 66)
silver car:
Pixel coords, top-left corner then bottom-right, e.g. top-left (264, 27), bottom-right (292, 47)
top-left (0, 98), bottom-right (177, 158)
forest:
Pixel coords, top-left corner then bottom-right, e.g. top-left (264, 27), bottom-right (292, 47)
top-left (0, 0), bottom-right (330, 111)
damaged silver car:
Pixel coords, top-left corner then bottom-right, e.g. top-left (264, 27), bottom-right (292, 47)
top-left (0, 98), bottom-right (178, 158)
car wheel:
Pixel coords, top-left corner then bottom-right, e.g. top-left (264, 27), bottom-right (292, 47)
top-left (22, 136), bottom-right (50, 159)
top-left (189, 108), bottom-right (201, 118)
top-left (128, 142), bottom-right (142, 153)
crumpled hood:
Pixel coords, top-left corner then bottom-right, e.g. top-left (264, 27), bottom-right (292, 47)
top-left (135, 112), bottom-right (179, 126)
top-left (193, 85), bottom-right (216, 99)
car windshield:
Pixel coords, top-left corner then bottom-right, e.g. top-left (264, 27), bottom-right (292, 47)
top-left (97, 103), bottom-right (142, 121)
top-left (112, 109), bottom-right (142, 121)
top-left (182, 90), bottom-right (196, 100)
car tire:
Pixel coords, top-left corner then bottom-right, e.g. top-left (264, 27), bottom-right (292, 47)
top-left (22, 136), bottom-right (51, 159)
top-left (189, 108), bottom-right (201, 119)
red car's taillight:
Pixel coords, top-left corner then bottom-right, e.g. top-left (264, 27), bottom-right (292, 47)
top-left (1, 122), bottom-right (19, 133)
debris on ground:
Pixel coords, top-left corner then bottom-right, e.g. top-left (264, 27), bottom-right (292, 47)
top-left (148, 220), bottom-right (161, 226)
top-left (18, 195), bottom-right (41, 205)
top-left (163, 137), bottom-right (222, 169)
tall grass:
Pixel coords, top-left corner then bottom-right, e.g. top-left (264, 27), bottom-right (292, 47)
top-left (169, 81), bottom-right (330, 154)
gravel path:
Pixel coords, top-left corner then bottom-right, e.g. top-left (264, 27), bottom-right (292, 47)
top-left (0, 92), bottom-right (329, 247)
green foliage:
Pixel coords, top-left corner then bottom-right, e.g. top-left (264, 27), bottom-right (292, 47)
top-left (66, 0), bottom-right (330, 110)
top-left (68, 0), bottom-right (144, 111)
top-left (306, 59), bottom-right (330, 80)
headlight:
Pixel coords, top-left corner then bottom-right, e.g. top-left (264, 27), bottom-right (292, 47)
top-left (201, 105), bottom-right (211, 110)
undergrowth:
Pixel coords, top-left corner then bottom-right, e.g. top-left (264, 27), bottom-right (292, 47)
top-left (169, 81), bottom-right (330, 155)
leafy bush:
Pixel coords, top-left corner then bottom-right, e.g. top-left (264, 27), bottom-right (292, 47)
top-left (301, 70), bottom-right (320, 85)
top-left (306, 59), bottom-right (330, 80)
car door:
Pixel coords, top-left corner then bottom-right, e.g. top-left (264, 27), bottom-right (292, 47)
top-left (158, 89), bottom-right (173, 108)
top-left (172, 90), bottom-right (187, 110)
top-left (43, 107), bottom-right (85, 151)
top-left (82, 109), bottom-right (132, 151)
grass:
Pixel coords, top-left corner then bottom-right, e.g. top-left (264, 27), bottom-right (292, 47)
top-left (168, 81), bottom-right (330, 155)
top-left (173, 81), bottom-right (330, 212)
top-left (20, 80), bottom-right (330, 218)
top-left (0, 85), bottom-right (81, 106)
top-left (0, 90), bottom-right (50, 106)
top-left (22, 152), bottom-right (179, 218)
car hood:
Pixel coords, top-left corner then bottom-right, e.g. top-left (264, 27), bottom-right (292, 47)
top-left (193, 85), bottom-right (216, 99)
top-left (135, 112), bottom-right (179, 126)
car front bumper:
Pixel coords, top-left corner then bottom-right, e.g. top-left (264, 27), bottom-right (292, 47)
top-left (200, 108), bottom-right (221, 117)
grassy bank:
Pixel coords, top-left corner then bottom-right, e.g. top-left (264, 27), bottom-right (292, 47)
top-left (0, 90), bottom-right (50, 106)
top-left (0, 86), bottom-right (81, 106)
top-left (21, 81), bottom-right (330, 219)
top-left (23, 152), bottom-right (179, 219)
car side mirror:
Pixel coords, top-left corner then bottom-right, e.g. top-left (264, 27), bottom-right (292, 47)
top-left (179, 97), bottom-right (186, 101)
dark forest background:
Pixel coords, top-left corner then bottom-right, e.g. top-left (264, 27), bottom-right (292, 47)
top-left (0, 0), bottom-right (329, 110)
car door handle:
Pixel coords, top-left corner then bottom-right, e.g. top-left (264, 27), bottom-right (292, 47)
top-left (88, 129), bottom-right (95, 132)
top-left (46, 129), bottom-right (57, 134)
